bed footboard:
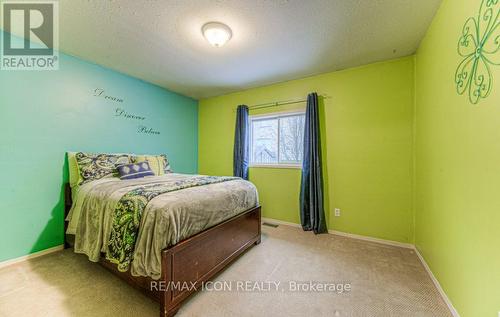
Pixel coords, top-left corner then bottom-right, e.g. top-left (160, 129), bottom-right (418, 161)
top-left (160, 206), bottom-right (261, 316)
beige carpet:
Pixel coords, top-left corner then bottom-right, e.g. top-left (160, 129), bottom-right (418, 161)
top-left (0, 225), bottom-right (451, 317)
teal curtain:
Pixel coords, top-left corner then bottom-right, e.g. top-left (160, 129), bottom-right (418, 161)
top-left (233, 105), bottom-right (249, 180)
top-left (300, 93), bottom-right (327, 234)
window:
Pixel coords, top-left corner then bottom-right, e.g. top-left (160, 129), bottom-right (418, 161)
top-left (250, 112), bottom-right (305, 167)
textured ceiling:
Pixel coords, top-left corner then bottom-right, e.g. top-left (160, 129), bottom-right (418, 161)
top-left (58, 1), bottom-right (441, 98)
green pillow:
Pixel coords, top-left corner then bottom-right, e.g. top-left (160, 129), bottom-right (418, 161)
top-left (67, 152), bottom-right (80, 188)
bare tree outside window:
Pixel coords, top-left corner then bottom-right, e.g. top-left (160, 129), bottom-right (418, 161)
top-left (279, 115), bottom-right (304, 163)
top-left (251, 118), bottom-right (278, 164)
top-left (250, 113), bottom-right (305, 166)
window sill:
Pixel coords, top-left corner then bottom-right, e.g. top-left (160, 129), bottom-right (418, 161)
top-left (249, 164), bottom-right (302, 169)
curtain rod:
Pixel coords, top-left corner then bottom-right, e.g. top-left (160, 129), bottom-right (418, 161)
top-left (248, 94), bottom-right (327, 110)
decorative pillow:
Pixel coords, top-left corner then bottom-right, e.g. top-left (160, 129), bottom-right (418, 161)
top-left (160, 154), bottom-right (172, 174)
top-left (75, 152), bottom-right (130, 185)
top-left (117, 162), bottom-right (155, 180)
top-left (131, 154), bottom-right (172, 175)
top-left (67, 152), bottom-right (80, 188)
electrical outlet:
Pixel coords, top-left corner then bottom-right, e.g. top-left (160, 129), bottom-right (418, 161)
top-left (334, 208), bottom-right (341, 217)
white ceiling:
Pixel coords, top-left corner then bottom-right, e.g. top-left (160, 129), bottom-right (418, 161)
top-left (58, 0), bottom-right (441, 99)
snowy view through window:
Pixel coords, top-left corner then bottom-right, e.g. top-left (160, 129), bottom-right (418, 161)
top-left (250, 113), bottom-right (305, 165)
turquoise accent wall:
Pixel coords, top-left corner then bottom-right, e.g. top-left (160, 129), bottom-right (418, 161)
top-left (0, 32), bottom-right (198, 262)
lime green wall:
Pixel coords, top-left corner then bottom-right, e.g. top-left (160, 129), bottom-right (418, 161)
top-left (415, 0), bottom-right (500, 316)
top-left (199, 57), bottom-right (415, 243)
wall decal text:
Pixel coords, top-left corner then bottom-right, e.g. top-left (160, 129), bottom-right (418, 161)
top-left (93, 88), bottom-right (162, 135)
top-left (93, 88), bottom-right (124, 103)
top-left (138, 125), bottom-right (160, 135)
top-left (115, 108), bottom-right (146, 121)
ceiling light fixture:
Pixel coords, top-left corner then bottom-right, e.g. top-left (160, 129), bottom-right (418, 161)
top-left (202, 22), bottom-right (232, 47)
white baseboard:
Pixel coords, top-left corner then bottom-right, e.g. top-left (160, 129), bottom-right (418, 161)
top-left (0, 245), bottom-right (64, 269)
top-left (328, 229), bottom-right (414, 249)
top-left (261, 217), bottom-right (459, 316)
top-left (262, 217), bottom-right (413, 249)
top-left (414, 247), bottom-right (460, 317)
top-left (262, 217), bottom-right (302, 228)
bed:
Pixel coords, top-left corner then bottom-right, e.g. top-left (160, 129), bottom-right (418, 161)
top-left (64, 154), bottom-right (261, 317)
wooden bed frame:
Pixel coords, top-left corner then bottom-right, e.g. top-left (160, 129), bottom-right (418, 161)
top-left (64, 184), bottom-right (261, 317)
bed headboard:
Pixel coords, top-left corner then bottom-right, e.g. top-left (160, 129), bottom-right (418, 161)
top-left (63, 183), bottom-right (72, 248)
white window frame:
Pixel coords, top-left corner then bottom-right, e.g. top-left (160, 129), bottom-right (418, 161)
top-left (249, 110), bottom-right (305, 169)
